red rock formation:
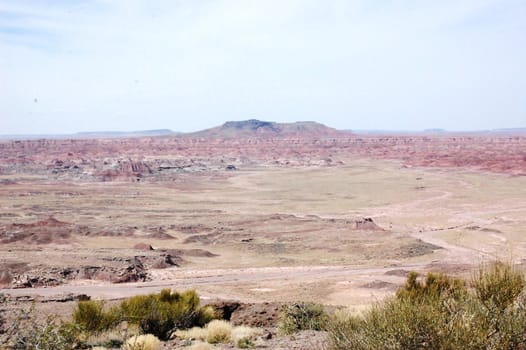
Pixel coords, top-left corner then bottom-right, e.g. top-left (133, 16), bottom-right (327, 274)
top-left (0, 132), bottom-right (524, 177)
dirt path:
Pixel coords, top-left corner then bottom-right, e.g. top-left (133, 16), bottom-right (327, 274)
top-left (0, 263), bottom-right (424, 300)
top-left (373, 172), bottom-right (525, 266)
top-left (409, 228), bottom-right (489, 265)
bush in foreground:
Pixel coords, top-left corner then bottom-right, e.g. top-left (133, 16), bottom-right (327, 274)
top-left (328, 261), bottom-right (526, 350)
top-left (73, 289), bottom-right (215, 341)
top-left (72, 300), bottom-right (117, 333)
top-left (278, 302), bottom-right (328, 335)
top-left (4, 310), bottom-right (81, 350)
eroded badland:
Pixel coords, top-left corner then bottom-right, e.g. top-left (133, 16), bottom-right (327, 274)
top-left (1, 122), bottom-right (526, 339)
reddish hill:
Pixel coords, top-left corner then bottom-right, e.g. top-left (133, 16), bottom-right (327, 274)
top-left (184, 119), bottom-right (349, 139)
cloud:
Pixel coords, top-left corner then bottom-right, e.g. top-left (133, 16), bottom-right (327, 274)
top-left (1, 0), bottom-right (525, 133)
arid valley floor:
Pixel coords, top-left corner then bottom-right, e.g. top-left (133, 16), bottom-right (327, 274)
top-left (1, 122), bottom-right (526, 348)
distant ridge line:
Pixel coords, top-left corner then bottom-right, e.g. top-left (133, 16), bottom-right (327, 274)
top-left (1, 120), bottom-right (525, 140)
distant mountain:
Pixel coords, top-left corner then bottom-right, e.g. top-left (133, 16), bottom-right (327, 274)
top-left (491, 128), bottom-right (526, 134)
top-left (348, 127), bottom-right (526, 135)
top-left (4, 124), bottom-right (523, 141)
top-left (423, 128), bottom-right (447, 133)
top-left (76, 129), bottom-right (177, 138)
top-left (185, 119), bottom-right (349, 138)
top-left (0, 129), bottom-right (178, 140)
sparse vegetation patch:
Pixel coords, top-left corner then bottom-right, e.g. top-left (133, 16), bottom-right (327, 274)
top-left (278, 302), bottom-right (328, 335)
top-left (327, 261), bottom-right (526, 350)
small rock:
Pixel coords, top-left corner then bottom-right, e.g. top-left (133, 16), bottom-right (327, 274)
top-left (134, 242), bottom-right (154, 250)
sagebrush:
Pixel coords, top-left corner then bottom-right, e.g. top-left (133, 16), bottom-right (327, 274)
top-left (1, 306), bottom-right (81, 350)
top-left (278, 302), bottom-right (328, 335)
top-left (73, 289), bottom-right (215, 340)
top-left (328, 261), bottom-right (526, 350)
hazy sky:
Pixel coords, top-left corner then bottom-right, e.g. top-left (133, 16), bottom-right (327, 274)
top-left (1, 0), bottom-right (525, 134)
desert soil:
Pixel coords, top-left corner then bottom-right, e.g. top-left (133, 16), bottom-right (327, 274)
top-left (1, 133), bottom-right (525, 348)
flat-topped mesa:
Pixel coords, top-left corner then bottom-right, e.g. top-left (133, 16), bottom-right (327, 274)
top-left (222, 119), bottom-right (277, 131)
top-left (185, 119), bottom-right (349, 139)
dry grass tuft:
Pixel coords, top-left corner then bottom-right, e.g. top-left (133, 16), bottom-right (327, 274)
top-left (173, 326), bottom-right (208, 341)
top-left (86, 322), bottom-right (141, 348)
top-left (205, 320), bottom-right (232, 344)
top-left (173, 321), bottom-right (263, 348)
top-left (124, 334), bottom-right (161, 350)
top-left (231, 325), bottom-right (263, 343)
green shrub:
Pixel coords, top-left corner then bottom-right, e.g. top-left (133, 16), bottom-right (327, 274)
top-left (328, 261), bottom-right (526, 350)
top-left (473, 261), bottom-right (525, 311)
top-left (71, 289), bottom-right (215, 341)
top-left (471, 262), bottom-right (526, 349)
top-left (278, 302), bottom-right (328, 335)
top-left (397, 271), bottom-right (467, 302)
top-left (72, 300), bottom-right (118, 333)
top-left (119, 289), bottom-right (213, 340)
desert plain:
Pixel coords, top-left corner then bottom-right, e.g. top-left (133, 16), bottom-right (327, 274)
top-left (0, 121), bottom-right (526, 347)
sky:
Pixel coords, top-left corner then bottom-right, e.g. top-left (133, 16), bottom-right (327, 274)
top-left (1, 0), bottom-right (525, 134)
